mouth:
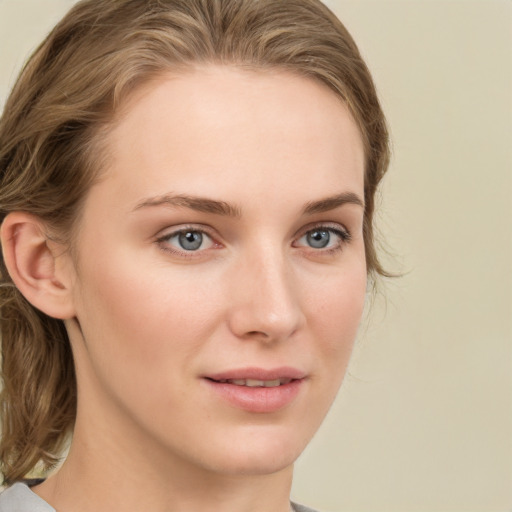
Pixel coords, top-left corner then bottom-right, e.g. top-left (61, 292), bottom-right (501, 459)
top-left (207, 377), bottom-right (294, 388)
top-left (203, 367), bottom-right (306, 413)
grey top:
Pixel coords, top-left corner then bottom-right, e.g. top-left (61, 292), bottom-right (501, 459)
top-left (0, 483), bottom-right (55, 512)
top-left (0, 482), bottom-right (319, 512)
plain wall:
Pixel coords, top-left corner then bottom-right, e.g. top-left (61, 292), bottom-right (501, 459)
top-left (0, 1), bottom-right (510, 511)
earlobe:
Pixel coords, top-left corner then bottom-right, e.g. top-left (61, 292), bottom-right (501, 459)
top-left (0, 212), bottom-right (76, 319)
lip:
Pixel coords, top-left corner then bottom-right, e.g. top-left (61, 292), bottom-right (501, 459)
top-left (203, 366), bottom-right (306, 414)
top-left (206, 366), bottom-right (306, 382)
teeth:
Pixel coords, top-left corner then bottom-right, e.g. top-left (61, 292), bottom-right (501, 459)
top-left (225, 378), bottom-right (286, 387)
top-left (245, 379), bottom-right (265, 387)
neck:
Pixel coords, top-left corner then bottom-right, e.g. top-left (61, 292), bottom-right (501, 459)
top-left (34, 403), bottom-right (294, 512)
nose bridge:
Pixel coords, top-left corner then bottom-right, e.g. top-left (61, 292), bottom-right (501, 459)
top-left (228, 241), bottom-right (304, 341)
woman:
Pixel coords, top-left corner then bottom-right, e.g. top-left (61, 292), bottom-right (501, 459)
top-left (0, 0), bottom-right (390, 511)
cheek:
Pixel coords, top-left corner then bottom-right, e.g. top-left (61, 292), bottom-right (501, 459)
top-left (306, 263), bottom-right (367, 354)
top-left (292, 260), bottom-right (367, 437)
top-left (73, 249), bottom-right (221, 375)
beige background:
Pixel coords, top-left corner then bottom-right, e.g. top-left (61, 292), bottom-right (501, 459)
top-left (0, 1), bottom-right (511, 511)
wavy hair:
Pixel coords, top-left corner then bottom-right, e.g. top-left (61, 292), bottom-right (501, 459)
top-left (0, 0), bottom-right (390, 483)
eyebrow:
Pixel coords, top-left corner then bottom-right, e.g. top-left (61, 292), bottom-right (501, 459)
top-left (134, 194), bottom-right (242, 218)
top-left (133, 191), bottom-right (364, 217)
top-left (302, 192), bottom-right (365, 214)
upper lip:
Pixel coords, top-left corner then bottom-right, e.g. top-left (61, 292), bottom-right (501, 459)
top-left (205, 366), bottom-right (306, 382)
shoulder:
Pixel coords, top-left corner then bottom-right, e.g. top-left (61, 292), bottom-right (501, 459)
top-left (291, 502), bottom-right (322, 512)
top-left (0, 485), bottom-right (318, 512)
top-left (0, 482), bottom-right (55, 512)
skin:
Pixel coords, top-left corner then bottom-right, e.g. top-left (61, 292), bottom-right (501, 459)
top-left (8, 66), bottom-right (367, 512)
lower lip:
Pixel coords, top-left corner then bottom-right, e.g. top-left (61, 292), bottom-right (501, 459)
top-left (203, 379), bottom-right (304, 413)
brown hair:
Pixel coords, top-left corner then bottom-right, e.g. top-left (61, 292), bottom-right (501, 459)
top-left (0, 0), bottom-right (390, 483)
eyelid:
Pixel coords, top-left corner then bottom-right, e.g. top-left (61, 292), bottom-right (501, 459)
top-left (156, 224), bottom-right (214, 240)
top-left (293, 222), bottom-right (352, 252)
top-left (294, 221), bottom-right (351, 240)
top-left (155, 224), bottom-right (220, 257)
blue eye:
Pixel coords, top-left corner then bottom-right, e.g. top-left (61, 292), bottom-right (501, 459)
top-left (177, 231), bottom-right (203, 251)
top-left (306, 229), bottom-right (331, 249)
top-left (160, 229), bottom-right (214, 252)
top-left (295, 226), bottom-right (350, 252)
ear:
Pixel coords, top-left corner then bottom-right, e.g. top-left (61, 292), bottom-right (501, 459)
top-left (0, 212), bottom-right (76, 319)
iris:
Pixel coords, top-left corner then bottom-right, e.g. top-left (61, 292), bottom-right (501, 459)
top-left (178, 231), bottom-right (203, 251)
top-left (307, 230), bottom-right (330, 249)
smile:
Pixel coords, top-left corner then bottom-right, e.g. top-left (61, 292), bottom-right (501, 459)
top-left (212, 378), bottom-right (293, 387)
top-left (203, 367), bottom-right (306, 413)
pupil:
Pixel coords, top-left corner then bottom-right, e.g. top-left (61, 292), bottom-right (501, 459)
top-left (179, 231), bottom-right (203, 250)
top-left (308, 230), bottom-right (330, 248)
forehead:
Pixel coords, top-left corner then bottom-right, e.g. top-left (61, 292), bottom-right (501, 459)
top-left (95, 65), bottom-right (365, 213)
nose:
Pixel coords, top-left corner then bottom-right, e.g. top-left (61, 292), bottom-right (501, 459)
top-left (226, 247), bottom-right (305, 343)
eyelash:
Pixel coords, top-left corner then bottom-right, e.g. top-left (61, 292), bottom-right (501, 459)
top-left (155, 223), bottom-right (352, 258)
top-left (294, 224), bottom-right (352, 255)
top-left (155, 225), bottom-right (218, 259)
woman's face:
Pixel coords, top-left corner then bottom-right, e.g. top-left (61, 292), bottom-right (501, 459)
top-left (65, 66), bottom-right (366, 476)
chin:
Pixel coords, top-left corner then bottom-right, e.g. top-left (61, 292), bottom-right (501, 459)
top-left (207, 451), bottom-right (298, 477)
top-left (192, 423), bottom-right (313, 477)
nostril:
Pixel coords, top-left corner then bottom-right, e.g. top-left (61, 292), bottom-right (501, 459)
top-left (246, 330), bottom-right (269, 337)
